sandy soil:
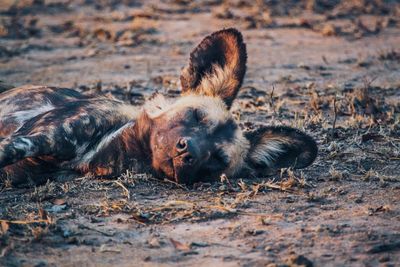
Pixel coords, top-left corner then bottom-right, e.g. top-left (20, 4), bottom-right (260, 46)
top-left (1, 1), bottom-right (400, 266)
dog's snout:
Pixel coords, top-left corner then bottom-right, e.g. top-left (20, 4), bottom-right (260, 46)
top-left (182, 153), bottom-right (194, 165)
top-left (172, 151), bottom-right (197, 184)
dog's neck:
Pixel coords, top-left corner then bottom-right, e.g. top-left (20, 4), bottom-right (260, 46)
top-left (77, 111), bottom-right (153, 177)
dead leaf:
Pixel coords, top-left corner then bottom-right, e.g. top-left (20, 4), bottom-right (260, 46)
top-left (148, 237), bottom-right (161, 248)
top-left (86, 49), bottom-right (97, 57)
top-left (99, 244), bottom-right (121, 253)
top-left (280, 177), bottom-right (296, 190)
top-left (0, 221), bottom-right (9, 235)
top-left (373, 205), bottom-right (391, 213)
top-left (246, 229), bottom-right (265, 236)
top-left (287, 254), bottom-right (314, 267)
top-left (38, 208), bottom-right (53, 224)
top-left (190, 241), bottom-right (208, 248)
top-left (261, 217), bottom-right (271, 226)
top-left (237, 179), bottom-right (248, 191)
top-left (93, 28), bottom-right (112, 41)
top-left (129, 213), bottom-right (150, 224)
top-left (169, 238), bottom-right (191, 251)
top-left (39, 208), bottom-right (48, 220)
top-left (321, 23), bottom-right (336, 36)
top-left (53, 198), bottom-right (66, 205)
top-left (30, 226), bottom-right (47, 240)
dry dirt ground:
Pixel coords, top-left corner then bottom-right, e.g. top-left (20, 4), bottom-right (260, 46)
top-left (1, 1), bottom-right (400, 266)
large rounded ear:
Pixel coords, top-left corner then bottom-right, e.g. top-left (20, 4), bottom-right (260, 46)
top-left (180, 28), bottom-right (247, 109)
top-left (244, 126), bottom-right (318, 175)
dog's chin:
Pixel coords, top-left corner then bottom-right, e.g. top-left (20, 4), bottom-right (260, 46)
top-left (155, 159), bottom-right (194, 184)
top-left (173, 170), bottom-right (195, 184)
top-left (155, 160), bottom-right (224, 184)
top-left (174, 167), bottom-right (221, 184)
top-left (152, 158), bottom-right (174, 181)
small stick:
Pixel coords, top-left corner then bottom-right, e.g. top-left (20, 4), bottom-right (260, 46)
top-left (269, 84), bottom-right (275, 110)
top-left (0, 219), bottom-right (49, 225)
top-left (113, 180), bottom-right (130, 200)
top-left (162, 178), bottom-right (188, 190)
top-left (331, 95), bottom-right (337, 137)
top-left (78, 224), bottom-right (115, 237)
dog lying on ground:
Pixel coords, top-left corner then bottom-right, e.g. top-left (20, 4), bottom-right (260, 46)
top-left (0, 28), bottom-right (317, 186)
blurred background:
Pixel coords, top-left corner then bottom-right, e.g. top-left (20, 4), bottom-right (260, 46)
top-left (0, 0), bottom-right (399, 123)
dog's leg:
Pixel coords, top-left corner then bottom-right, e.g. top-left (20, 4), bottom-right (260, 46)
top-left (0, 134), bottom-right (73, 168)
top-left (0, 158), bottom-right (79, 187)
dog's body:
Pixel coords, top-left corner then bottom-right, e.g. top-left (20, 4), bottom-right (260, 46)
top-left (0, 85), bottom-right (149, 184)
top-left (0, 29), bottom-right (317, 186)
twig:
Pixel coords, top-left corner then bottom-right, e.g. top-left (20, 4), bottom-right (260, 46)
top-left (0, 242), bottom-right (13, 258)
top-left (0, 219), bottom-right (49, 225)
top-left (269, 84), bottom-right (275, 110)
top-left (261, 181), bottom-right (296, 193)
top-left (78, 224), bottom-right (115, 237)
top-left (269, 84), bottom-right (285, 124)
top-left (328, 94), bottom-right (338, 139)
top-left (113, 180), bottom-right (130, 200)
top-left (150, 200), bottom-right (195, 212)
top-left (162, 178), bottom-right (188, 190)
top-left (203, 205), bottom-right (281, 217)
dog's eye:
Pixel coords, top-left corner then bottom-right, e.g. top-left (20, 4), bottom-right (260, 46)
top-left (193, 108), bottom-right (206, 123)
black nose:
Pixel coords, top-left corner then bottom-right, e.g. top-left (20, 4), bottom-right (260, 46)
top-left (176, 138), bottom-right (188, 152)
top-left (175, 138), bottom-right (197, 167)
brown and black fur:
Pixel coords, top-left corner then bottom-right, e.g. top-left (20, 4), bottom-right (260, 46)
top-left (0, 28), bottom-right (317, 187)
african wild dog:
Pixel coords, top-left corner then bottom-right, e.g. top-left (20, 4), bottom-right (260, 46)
top-left (0, 28), bottom-right (317, 186)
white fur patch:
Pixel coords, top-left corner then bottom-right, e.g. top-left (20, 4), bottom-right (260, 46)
top-left (14, 137), bottom-right (35, 155)
top-left (81, 122), bottom-right (134, 163)
top-left (144, 94), bottom-right (231, 131)
top-left (196, 64), bottom-right (239, 97)
top-left (143, 94), bottom-right (172, 118)
top-left (12, 103), bottom-right (55, 124)
top-left (62, 122), bottom-right (74, 135)
top-left (117, 104), bottom-right (140, 120)
top-left (250, 139), bottom-right (286, 167)
top-left (0, 103), bottom-right (17, 118)
top-left (222, 129), bottom-right (250, 177)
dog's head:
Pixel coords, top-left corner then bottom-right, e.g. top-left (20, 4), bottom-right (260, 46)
top-left (136, 28), bottom-right (317, 184)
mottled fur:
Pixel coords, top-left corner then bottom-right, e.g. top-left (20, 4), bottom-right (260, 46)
top-left (0, 28), bottom-right (317, 186)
